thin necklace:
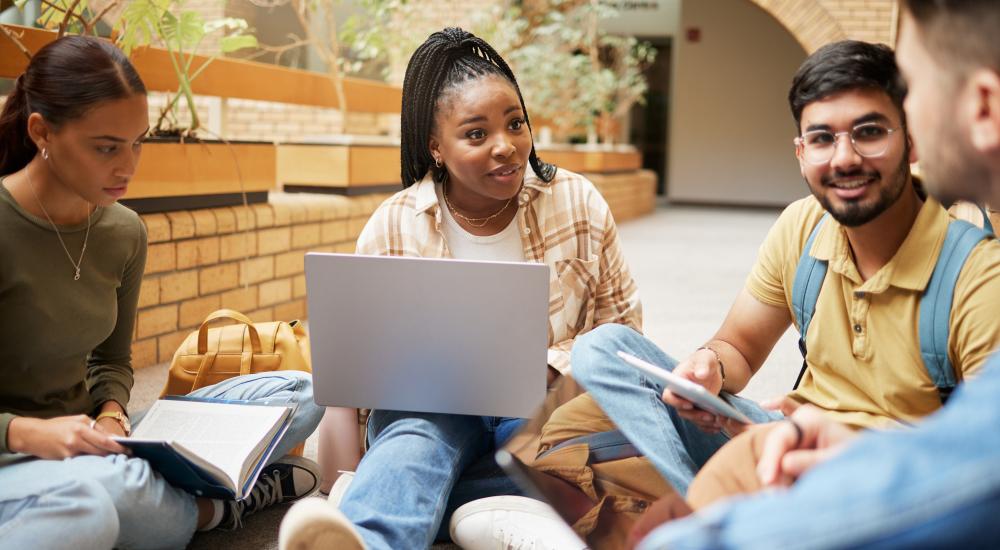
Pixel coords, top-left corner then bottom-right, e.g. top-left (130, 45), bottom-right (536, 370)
top-left (443, 186), bottom-right (515, 228)
top-left (25, 169), bottom-right (95, 281)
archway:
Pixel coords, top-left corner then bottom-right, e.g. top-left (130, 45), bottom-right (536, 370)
top-left (747, 0), bottom-right (848, 53)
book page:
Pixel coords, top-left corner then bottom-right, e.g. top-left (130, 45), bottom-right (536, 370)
top-left (130, 399), bottom-right (290, 489)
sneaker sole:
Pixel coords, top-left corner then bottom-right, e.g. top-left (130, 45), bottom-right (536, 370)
top-left (279, 497), bottom-right (365, 550)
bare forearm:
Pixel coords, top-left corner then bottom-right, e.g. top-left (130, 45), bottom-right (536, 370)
top-left (703, 337), bottom-right (755, 394)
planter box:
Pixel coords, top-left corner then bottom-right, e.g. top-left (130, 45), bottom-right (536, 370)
top-left (122, 141), bottom-right (275, 213)
top-left (277, 141), bottom-right (402, 196)
top-left (536, 146), bottom-right (642, 174)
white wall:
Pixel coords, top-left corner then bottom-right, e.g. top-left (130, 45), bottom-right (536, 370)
top-left (668, 0), bottom-right (807, 206)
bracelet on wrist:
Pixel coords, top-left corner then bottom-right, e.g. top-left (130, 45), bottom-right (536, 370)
top-left (697, 345), bottom-right (726, 384)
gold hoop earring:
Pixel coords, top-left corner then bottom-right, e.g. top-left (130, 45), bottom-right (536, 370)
top-left (435, 158), bottom-right (443, 168)
top-left (42, 148), bottom-right (49, 161)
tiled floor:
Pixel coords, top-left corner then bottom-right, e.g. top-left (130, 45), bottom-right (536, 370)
top-left (132, 202), bottom-right (803, 548)
top-left (615, 204), bottom-right (802, 402)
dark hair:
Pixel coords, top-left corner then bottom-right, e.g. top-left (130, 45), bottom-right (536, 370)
top-left (0, 35), bottom-right (146, 175)
top-left (399, 27), bottom-right (555, 188)
top-left (902, 0), bottom-right (1000, 75)
top-left (788, 40), bottom-right (907, 132)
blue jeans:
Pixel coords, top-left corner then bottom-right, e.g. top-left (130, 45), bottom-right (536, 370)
top-left (572, 324), bottom-right (782, 494)
top-left (0, 371), bottom-right (324, 550)
top-left (338, 411), bottom-right (525, 550)
top-left (639, 353), bottom-right (1000, 550)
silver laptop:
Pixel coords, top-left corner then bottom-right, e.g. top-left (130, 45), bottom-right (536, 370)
top-left (305, 253), bottom-right (549, 418)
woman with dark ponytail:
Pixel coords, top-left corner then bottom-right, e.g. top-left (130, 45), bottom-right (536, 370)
top-left (0, 36), bottom-right (324, 548)
top-left (281, 28), bottom-right (641, 550)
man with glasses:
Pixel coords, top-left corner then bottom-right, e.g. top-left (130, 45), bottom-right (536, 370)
top-left (548, 38), bottom-right (1000, 532)
top-left (620, 2), bottom-right (1000, 547)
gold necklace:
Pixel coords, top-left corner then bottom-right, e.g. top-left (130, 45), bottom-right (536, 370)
top-left (25, 168), bottom-right (95, 281)
top-left (443, 187), bottom-right (515, 228)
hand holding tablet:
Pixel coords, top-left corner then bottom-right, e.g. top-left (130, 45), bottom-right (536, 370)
top-left (617, 351), bottom-right (754, 425)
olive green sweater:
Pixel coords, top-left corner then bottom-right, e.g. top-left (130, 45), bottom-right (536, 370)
top-left (0, 180), bottom-right (147, 455)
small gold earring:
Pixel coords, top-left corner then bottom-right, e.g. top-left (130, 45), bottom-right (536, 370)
top-left (435, 158), bottom-right (443, 168)
top-left (42, 148), bottom-right (49, 161)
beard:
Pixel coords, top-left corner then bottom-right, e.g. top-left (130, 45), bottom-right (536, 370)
top-left (811, 153), bottom-right (911, 227)
top-left (917, 122), bottom-right (992, 206)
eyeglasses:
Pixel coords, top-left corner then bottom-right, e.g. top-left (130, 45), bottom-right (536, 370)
top-left (794, 122), bottom-right (900, 165)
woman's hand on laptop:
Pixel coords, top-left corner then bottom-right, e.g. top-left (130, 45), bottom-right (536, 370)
top-left (661, 349), bottom-right (725, 433)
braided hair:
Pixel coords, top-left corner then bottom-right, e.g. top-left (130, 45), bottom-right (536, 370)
top-left (400, 27), bottom-right (555, 188)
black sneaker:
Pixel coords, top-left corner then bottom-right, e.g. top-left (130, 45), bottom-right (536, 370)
top-left (218, 455), bottom-right (321, 530)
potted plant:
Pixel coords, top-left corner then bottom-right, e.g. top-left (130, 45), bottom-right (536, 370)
top-left (2, 0), bottom-right (275, 212)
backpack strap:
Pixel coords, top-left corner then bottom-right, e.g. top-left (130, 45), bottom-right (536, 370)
top-left (537, 429), bottom-right (639, 463)
top-left (790, 214), bottom-right (829, 389)
top-left (977, 204), bottom-right (995, 234)
top-left (918, 219), bottom-right (992, 403)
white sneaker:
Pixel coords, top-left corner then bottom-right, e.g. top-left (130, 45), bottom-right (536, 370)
top-left (279, 497), bottom-right (366, 550)
top-left (327, 470), bottom-right (354, 508)
top-left (449, 496), bottom-right (589, 550)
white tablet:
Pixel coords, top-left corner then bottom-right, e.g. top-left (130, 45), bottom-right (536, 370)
top-left (617, 351), bottom-right (754, 424)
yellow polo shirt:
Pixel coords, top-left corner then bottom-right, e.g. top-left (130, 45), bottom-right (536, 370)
top-left (747, 195), bottom-right (1000, 429)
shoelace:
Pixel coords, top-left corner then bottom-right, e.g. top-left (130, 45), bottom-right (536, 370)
top-left (226, 468), bottom-right (286, 529)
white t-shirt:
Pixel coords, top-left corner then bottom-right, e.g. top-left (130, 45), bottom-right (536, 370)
top-left (436, 184), bottom-right (525, 262)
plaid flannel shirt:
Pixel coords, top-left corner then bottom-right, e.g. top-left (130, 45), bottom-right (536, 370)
top-left (356, 167), bottom-right (643, 374)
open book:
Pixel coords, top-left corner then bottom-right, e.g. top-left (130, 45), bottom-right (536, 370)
top-left (114, 396), bottom-right (293, 500)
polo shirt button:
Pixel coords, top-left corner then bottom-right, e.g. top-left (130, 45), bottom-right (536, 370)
top-left (523, 227), bottom-right (531, 235)
top-left (854, 291), bottom-right (866, 298)
top-left (853, 324), bottom-right (863, 333)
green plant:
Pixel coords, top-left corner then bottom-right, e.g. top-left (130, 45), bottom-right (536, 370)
top-left (1, 0), bottom-right (115, 59)
top-left (115, 0), bottom-right (258, 135)
top-left (338, 0), bottom-right (526, 84)
top-left (512, 0), bottom-right (655, 143)
top-left (332, 0), bottom-right (654, 144)
top-left (2, 0), bottom-right (258, 136)
top-left (241, 0), bottom-right (349, 123)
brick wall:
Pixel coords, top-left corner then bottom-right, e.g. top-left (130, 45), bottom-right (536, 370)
top-left (749, 0), bottom-right (898, 52)
top-left (130, 192), bottom-right (390, 369)
top-left (145, 93), bottom-right (399, 141)
top-left (820, 0), bottom-right (897, 44)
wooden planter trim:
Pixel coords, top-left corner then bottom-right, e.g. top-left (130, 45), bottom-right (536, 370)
top-left (537, 149), bottom-right (643, 173)
top-left (277, 144), bottom-right (400, 191)
top-left (0, 24), bottom-right (401, 113)
top-left (128, 141), bottom-right (275, 199)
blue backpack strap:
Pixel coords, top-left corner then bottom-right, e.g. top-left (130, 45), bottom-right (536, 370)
top-left (790, 214), bottom-right (829, 389)
top-left (537, 429), bottom-right (639, 464)
top-left (919, 219), bottom-right (992, 403)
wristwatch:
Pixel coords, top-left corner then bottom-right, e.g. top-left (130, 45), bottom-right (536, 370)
top-left (95, 410), bottom-right (132, 436)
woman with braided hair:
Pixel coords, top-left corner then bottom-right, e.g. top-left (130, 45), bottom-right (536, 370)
top-left (281, 28), bottom-right (641, 549)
